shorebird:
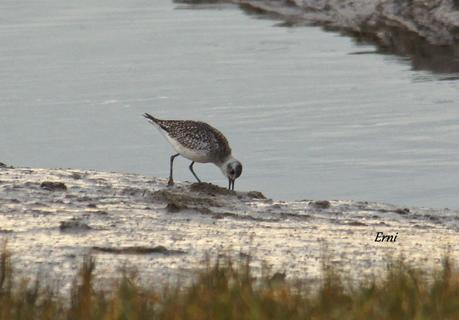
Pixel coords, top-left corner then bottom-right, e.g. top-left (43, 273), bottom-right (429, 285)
top-left (143, 113), bottom-right (243, 190)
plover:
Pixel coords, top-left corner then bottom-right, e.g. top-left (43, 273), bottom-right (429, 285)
top-left (143, 113), bottom-right (243, 190)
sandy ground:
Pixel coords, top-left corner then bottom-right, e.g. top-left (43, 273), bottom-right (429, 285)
top-left (229, 0), bottom-right (459, 45)
top-left (1, 165), bottom-right (458, 291)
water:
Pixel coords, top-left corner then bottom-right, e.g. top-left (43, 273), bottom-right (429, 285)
top-left (1, 0), bottom-right (459, 208)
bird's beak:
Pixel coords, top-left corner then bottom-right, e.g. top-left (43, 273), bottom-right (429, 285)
top-left (228, 178), bottom-right (235, 191)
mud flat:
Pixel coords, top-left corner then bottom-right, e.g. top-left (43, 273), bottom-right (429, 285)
top-left (0, 165), bottom-right (458, 290)
top-left (177, 0), bottom-right (459, 74)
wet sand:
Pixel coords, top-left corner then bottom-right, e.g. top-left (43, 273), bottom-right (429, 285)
top-left (1, 166), bottom-right (458, 290)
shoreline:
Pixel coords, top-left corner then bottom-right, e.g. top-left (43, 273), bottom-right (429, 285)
top-left (176, 0), bottom-right (459, 75)
top-left (1, 165), bottom-right (458, 289)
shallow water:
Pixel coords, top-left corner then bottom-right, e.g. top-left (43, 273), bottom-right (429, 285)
top-left (1, 0), bottom-right (459, 208)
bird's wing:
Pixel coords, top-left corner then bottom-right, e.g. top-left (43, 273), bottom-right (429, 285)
top-left (168, 121), bottom-right (231, 156)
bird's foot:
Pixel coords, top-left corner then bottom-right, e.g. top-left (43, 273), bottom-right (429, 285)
top-left (167, 179), bottom-right (175, 187)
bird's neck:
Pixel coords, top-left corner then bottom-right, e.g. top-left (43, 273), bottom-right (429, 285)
top-left (217, 155), bottom-right (235, 171)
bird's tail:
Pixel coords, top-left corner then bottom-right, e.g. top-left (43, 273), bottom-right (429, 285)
top-left (143, 113), bottom-right (160, 124)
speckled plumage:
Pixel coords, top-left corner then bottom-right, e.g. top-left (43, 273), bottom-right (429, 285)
top-left (143, 113), bottom-right (231, 163)
top-left (144, 113), bottom-right (242, 190)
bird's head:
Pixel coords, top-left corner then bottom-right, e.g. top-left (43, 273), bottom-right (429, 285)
top-left (220, 157), bottom-right (242, 191)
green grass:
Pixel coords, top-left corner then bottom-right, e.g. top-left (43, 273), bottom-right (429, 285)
top-left (1, 243), bottom-right (459, 319)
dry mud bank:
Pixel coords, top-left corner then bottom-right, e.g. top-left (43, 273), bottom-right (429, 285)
top-left (1, 165), bottom-right (459, 289)
top-left (177, 0), bottom-right (459, 74)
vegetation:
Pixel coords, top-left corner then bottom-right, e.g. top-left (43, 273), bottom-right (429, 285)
top-left (1, 243), bottom-right (459, 319)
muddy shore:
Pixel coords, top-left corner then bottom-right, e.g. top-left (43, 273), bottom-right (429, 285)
top-left (1, 165), bottom-right (459, 290)
top-left (176, 0), bottom-right (459, 74)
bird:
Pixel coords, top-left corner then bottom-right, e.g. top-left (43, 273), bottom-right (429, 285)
top-left (143, 113), bottom-right (242, 190)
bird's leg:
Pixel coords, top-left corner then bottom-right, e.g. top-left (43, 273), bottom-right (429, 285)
top-left (189, 161), bottom-right (201, 183)
top-left (228, 178), bottom-right (234, 191)
top-left (168, 153), bottom-right (180, 186)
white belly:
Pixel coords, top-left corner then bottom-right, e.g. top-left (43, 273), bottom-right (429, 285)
top-left (165, 134), bottom-right (212, 163)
